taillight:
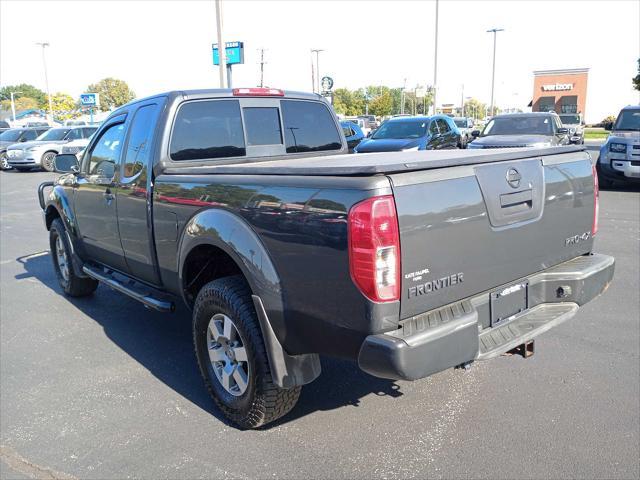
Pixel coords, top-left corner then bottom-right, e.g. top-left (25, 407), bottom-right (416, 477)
top-left (348, 195), bottom-right (401, 302)
top-left (232, 88), bottom-right (284, 97)
top-left (592, 164), bottom-right (599, 236)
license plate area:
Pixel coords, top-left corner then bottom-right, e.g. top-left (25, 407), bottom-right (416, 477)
top-left (490, 281), bottom-right (529, 327)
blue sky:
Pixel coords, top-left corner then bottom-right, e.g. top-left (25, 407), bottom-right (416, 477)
top-left (1, 0), bottom-right (638, 122)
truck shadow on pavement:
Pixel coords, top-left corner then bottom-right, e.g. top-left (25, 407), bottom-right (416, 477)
top-left (16, 252), bottom-right (403, 429)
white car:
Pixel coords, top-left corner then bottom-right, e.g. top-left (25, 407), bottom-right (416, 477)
top-left (6, 126), bottom-right (97, 171)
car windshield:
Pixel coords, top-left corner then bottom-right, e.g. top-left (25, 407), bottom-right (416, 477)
top-left (371, 120), bottom-right (427, 139)
top-left (453, 119), bottom-right (467, 128)
top-left (482, 116), bottom-right (553, 136)
top-left (36, 128), bottom-right (70, 141)
top-left (0, 130), bottom-right (22, 142)
top-left (559, 114), bottom-right (581, 125)
top-left (613, 109), bottom-right (640, 131)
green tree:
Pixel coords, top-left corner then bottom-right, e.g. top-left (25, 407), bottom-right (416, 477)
top-left (332, 88), bottom-right (351, 115)
top-left (85, 78), bottom-right (136, 111)
top-left (0, 84), bottom-right (47, 106)
top-left (633, 58), bottom-right (640, 91)
top-left (0, 96), bottom-right (40, 113)
top-left (368, 91), bottom-right (393, 117)
top-left (50, 92), bottom-right (79, 120)
top-left (463, 98), bottom-right (487, 119)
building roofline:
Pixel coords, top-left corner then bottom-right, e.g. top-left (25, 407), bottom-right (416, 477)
top-left (533, 68), bottom-right (589, 76)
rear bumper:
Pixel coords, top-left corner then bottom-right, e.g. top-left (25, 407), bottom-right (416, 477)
top-left (358, 253), bottom-right (615, 380)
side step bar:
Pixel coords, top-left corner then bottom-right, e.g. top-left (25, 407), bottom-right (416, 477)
top-left (83, 265), bottom-right (175, 313)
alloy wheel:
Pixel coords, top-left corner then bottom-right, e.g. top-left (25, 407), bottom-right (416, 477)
top-left (207, 313), bottom-right (249, 396)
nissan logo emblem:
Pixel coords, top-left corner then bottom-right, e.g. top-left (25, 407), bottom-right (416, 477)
top-left (506, 168), bottom-right (521, 189)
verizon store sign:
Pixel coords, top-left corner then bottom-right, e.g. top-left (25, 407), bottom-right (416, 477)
top-left (542, 83), bottom-right (573, 91)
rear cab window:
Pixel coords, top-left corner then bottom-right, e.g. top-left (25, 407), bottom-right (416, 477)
top-left (170, 100), bottom-right (246, 161)
top-left (169, 97), bottom-right (342, 162)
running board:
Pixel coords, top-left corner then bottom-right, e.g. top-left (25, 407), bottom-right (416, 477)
top-left (82, 265), bottom-right (175, 313)
top-left (477, 303), bottom-right (578, 360)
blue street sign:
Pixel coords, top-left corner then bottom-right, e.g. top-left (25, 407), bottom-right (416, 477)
top-left (212, 41), bottom-right (244, 65)
top-left (80, 93), bottom-right (99, 107)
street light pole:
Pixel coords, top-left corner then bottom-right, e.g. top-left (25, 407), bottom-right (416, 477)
top-left (215, 0), bottom-right (228, 88)
top-left (487, 28), bottom-right (504, 117)
top-left (432, 0), bottom-right (439, 115)
top-left (401, 78), bottom-right (407, 114)
top-left (35, 42), bottom-right (53, 121)
top-left (311, 49), bottom-right (324, 94)
top-left (10, 91), bottom-right (22, 123)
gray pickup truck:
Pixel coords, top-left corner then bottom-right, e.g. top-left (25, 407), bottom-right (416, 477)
top-left (39, 88), bottom-right (614, 429)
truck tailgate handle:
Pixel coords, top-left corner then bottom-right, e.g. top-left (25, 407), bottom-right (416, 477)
top-left (500, 189), bottom-right (533, 209)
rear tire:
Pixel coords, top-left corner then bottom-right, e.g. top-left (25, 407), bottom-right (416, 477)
top-left (193, 275), bottom-right (300, 429)
top-left (41, 151), bottom-right (57, 172)
top-left (49, 218), bottom-right (98, 297)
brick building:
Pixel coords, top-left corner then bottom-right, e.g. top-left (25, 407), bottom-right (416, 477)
top-left (531, 68), bottom-right (589, 117)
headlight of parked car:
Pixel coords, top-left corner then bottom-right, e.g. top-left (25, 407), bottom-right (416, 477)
top-left (609, 143), bottom-right (627, 153)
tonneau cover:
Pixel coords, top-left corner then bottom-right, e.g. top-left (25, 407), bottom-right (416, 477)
top-left (162, 145), bottom-right (586, 176)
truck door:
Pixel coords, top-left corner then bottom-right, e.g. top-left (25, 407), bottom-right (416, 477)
top-left (427, 120), bottom-right (441, 149)
top-left (74, 116), bottom-right (129, 273)
top-left (116, 102), bottom-right (162, 285)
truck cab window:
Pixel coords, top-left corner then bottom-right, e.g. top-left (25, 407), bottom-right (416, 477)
top-left (85, 123), bottom-right (125, 180)
top-left (170, 100), bottom-right (245, 160)
top-left (281, 100), bottom-right (341, 153)
top-left (242, 107), bottom-right (282, 146)
top-left (124, 104), bottom-right (160, 177)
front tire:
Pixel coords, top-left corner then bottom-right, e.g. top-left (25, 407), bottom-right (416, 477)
top-left (0, 152), bottom-right (11, 170)
top-left (49, 218), bottom-right (98, 297)
top-left (193, 276), bottom-right (300, 429)
top-left (41, 151), bottom-right (57, 172)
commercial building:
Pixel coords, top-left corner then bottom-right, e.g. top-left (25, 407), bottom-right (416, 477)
top-left (531, 68), bottom-right (589, 117)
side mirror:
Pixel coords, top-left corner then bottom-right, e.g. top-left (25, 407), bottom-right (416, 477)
top-left (366, 131), bottom-right (373, 138)
top-left (53, 154), bottom-right (79, 173)
top-left (471, 130), bottom-right (481, 137)
top-left (557, 127), bottom-right (569, 135)
top-left (20, 137), bottom-right (27, 142)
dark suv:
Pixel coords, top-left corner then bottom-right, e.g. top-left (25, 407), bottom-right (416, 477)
top-left (468, 112), bottom-right (570, 149)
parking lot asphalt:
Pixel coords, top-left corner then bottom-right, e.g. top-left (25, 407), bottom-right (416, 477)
top-left (1, 152), bottom-right (638, 479)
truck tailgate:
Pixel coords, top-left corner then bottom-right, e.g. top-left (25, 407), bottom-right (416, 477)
top-left (390, 149), bottom-right (596, 320)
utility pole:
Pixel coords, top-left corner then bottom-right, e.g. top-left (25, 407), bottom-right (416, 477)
top-left (432, 0), bottom-right (439, 115)
top-left (487, 28), bottom-right (504, 117)
top-left (401, 78), bottom-right (407, 114)
top-left (215, 0), bottom-right (227, 88)
top-left (310, 54), bottom-right (315, 93)
top-left (35, 42), bottom-right (53, 121)
top-left (258, 48), bottom-right (266, 87)
top-left (10, 91), bottom-right (22, 123)
top-left (311, 49), bottom-right (324, 94)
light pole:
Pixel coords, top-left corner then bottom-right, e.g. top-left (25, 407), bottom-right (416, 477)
top-left (432, 0), bottom-right (439, 115)
top-left (311, 49), bottom-right (324, 94)
top-left (214, 0), bottom-right (228, 88)
top-left (400, 78), bottom-right (407, 114)
top-left (35, 42), bottom-right (53, 121)
top-left (10, 91), bottom-right (22, 123)
top-left (487, 28), bottom-right (504, 117)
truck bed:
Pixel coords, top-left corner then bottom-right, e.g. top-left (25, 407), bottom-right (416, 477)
top-left (161, 146), bottom-right (586, 176)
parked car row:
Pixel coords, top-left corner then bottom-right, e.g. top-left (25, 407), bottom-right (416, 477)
top-left (0, 125), bottom-right (97, 171)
